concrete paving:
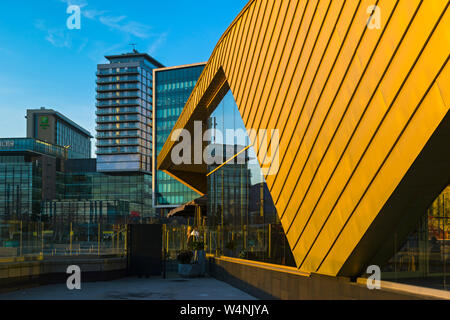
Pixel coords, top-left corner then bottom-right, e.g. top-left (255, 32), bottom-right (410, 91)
top-left (0, 276), bottom-right (257, 300)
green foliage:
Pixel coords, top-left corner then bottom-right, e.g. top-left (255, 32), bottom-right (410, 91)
top-left (177, 250), bottom-right (193, 264)
top-left (191, 241), bottom-right (205, 251)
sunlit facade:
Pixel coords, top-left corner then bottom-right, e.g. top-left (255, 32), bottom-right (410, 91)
top-left (158, 0), bottom-right (450, 293)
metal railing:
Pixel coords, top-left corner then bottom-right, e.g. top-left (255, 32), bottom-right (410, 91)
top-left (0, 220), bottom-right (127, 262)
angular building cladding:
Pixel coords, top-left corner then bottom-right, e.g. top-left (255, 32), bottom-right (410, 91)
top-left (158, 0), bottom-right (450, 280)
top-left (153, 63), bottom-right (206, 211)
top-left (26, 108), bottom-right (92, 159)
top-left (96, 51), bottom-right (164, 173)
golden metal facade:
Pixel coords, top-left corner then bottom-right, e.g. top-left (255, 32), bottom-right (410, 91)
top-left (158, 0), bottom-right (450, 276)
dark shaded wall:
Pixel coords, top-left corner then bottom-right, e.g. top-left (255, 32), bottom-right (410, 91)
top-left (208, 257), bottom-right (443, 300)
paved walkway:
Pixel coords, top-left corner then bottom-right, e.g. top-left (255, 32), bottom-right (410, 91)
top-left (0, 276), bottom-right (256, 300)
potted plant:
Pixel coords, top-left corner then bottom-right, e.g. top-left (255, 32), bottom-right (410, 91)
top-left (191, 241), bottom-right (206, 276)
top-left (177, 250), bottom-right (198, 278)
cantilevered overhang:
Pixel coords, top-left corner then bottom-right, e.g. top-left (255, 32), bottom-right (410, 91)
top-left (158, 0), bottom-right (450, 277)
top-left (157, 1), bottom-right (255, 194)
top-left (157, 68), bottom-right (231, 194)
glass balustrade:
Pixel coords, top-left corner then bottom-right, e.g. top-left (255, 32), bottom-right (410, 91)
top-left (96, 92), bottom-right (139, 99)
top-left (97, 84), bottom-right (139, 91)
top-left (96, 99), bottom-right (140, 107)
top-left (96, 131), bottom-right (140, 138)
top-left (96, 139), bottom-right (140, 147)
top-left (96, 123), bottom-right (140, 131)
top-left (96, 115), bottom-right (140, 123)
top-left (96, 76), bottom-right (139, 83)
top-left (96, 67), bottom-right (139, 76)
top-left (96, 146), bottom-right (140, 154)
top-left (96, 107), bottom-right (140, 115)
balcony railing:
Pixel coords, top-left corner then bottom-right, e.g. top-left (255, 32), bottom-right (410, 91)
top-left (96, 67), bottom-right (139, 76)
top-left (96, 131), bottom-right (140, 139)
top-left (96, 123), bottom-right (140, 131)
top-left (96, 146), bottom-right (140, 154)
top-left (96, 139), bottom-right (140, 147)
top-left (96, 92), bottom-right (139, 99)
top-left (95, 107), bottom-right (140, 116)
top-left (97, 84), bottom-right (139, 91)
top-left (96, 99), bottom-right (140, 107)
top-left (96, 76), bottom-right (140, 84)
top-left (96, 115), bottom-right (140, 123)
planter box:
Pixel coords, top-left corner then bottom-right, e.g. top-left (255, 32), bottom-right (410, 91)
top-left (178, 263), bottom-right (201, 278)
top-left (177, 250), bottom-right (207, 278)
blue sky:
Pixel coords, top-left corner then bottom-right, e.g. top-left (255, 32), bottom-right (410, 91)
top-left (0, 0), bottom-right (246, 144)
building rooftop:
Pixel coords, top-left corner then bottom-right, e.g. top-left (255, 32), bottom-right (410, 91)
top-left (0, 138), bottom-right (68, 159)
top-left (27, 108), bottom-right (93, 138)
top-left (105, 51), bottom-right (165, 69)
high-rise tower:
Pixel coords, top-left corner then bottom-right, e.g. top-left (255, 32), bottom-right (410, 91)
top-left (96, 51), bottom-right (164, 173)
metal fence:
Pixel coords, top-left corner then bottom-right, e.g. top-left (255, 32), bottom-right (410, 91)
top-left (0, 220), bottom-right (127, 262)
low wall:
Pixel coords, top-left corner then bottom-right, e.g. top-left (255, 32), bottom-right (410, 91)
top-left (0, 256), bottom-right (127, 294)
top-left (208, 256), bottom-right (449, 300)
top-left (0, 248), bottom-right (18, 258)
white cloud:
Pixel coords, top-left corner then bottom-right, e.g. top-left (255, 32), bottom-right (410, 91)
top-left (46, 0), bottom-right (165, 56)
top-left (87, 41), bottom-right (129, 64)
top-left (35, 20), bottom-right (72, 49)
top-left (147, 32), bottom-right (169, 55)
top-left (58, 0), bottom-right (87, 7)
top-left (77, 38), bottom-right (89, 53)
top-left (82, 9), bottom-right (106, 20)
top-left (98, 15), bottom-right (152, 39)
top-left (60, 0), bottom-right (153, 39)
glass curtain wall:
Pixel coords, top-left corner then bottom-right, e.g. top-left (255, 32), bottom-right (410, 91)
top-left (206, 89), bottom-right (295, 267)
top-left (56, 172), bottom-right (153, 220)
top-left (381, 185), bottom-right (449, 291)
top-left (0, 155), bottom-right (42, 220)
top-left (154, 65), bottom-right (204, 207)
top-left (56, 120), bottom-right (91, 159)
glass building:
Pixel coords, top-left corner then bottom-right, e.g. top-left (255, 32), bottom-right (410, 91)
top-left (153, 63), bottom-right (205, 213)
top-left (96, 51), bottom-right (164, 173)
top-left (26, 108), bottom-right (92, 159)
top-left (0, 138), bottom-right (156, 222)
top-left (0, 138), bottom-right (68, 220)
top-left (205, 90), bottom-right (296, 267)
top-left (380, 185), bottom-right (449, 290)
top-left (56, 159), bottom-right (154, 221)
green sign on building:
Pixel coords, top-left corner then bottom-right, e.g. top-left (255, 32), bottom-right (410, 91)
top-left (40, 116), bottom-right (50, 130)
